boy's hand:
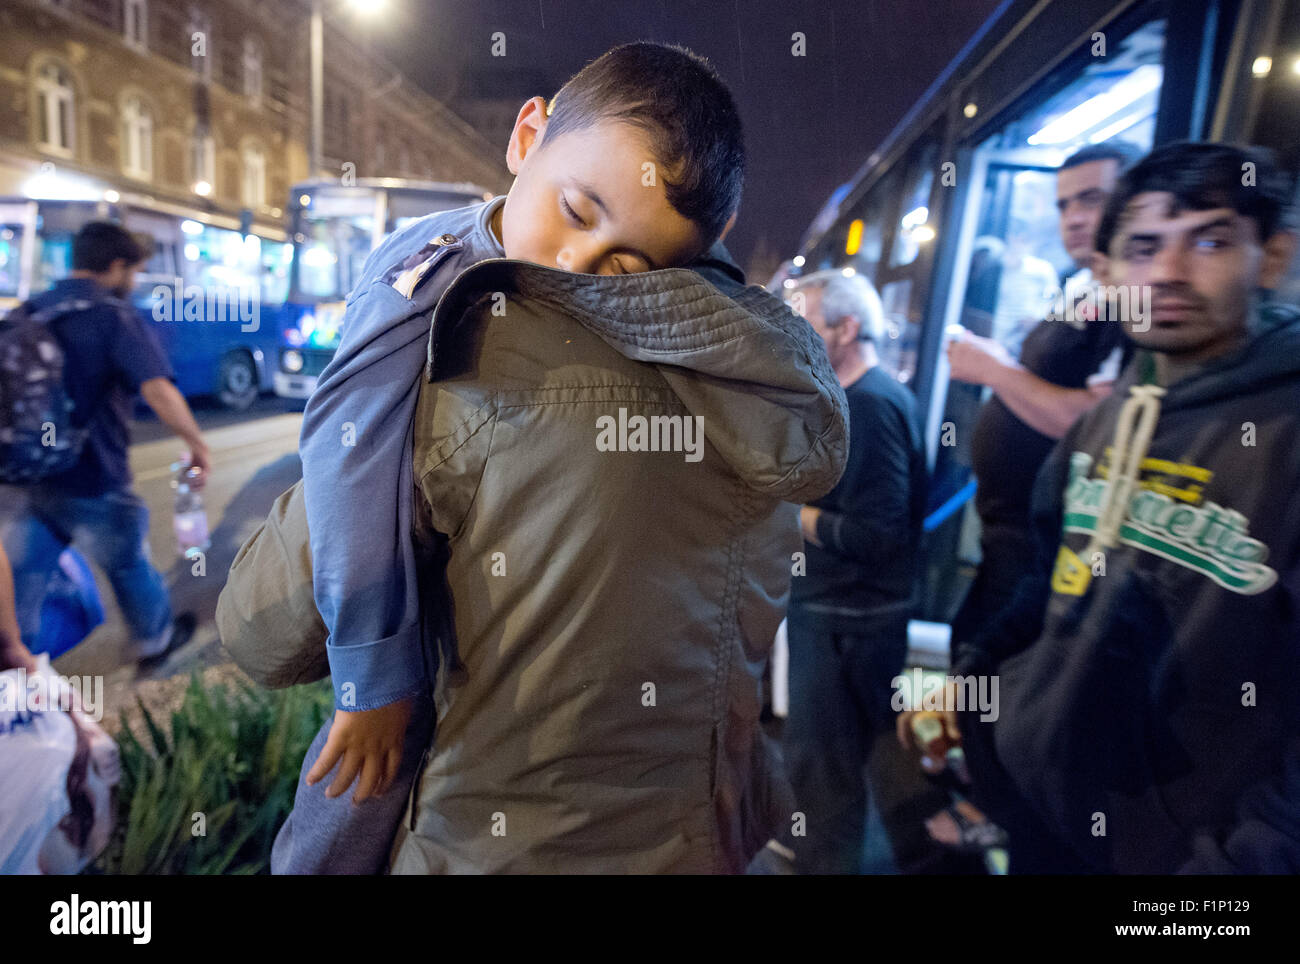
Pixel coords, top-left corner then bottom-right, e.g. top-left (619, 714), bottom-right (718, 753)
top-left (307, 697), bottom-right (413, 803)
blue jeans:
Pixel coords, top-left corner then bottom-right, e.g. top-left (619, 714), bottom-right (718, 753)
top-left (4, 488), bottom-right (172, 646)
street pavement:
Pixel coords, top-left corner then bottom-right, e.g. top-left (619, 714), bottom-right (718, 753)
top-left (0, 395), bottom-right (303, 697)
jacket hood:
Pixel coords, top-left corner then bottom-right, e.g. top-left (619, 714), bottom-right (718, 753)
top-left (427, 244), bottom-right (849, 502)
top-left (1117, 301), bottom-right (1300, 409)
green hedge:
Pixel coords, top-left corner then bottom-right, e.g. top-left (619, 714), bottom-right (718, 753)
top-left (92, 675), bottom-right (333, 875)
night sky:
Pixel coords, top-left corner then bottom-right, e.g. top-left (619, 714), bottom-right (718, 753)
top-left (367, 0), bottom-right (1005, 279)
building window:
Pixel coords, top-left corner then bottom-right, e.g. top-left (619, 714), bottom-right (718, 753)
top-left (242, 38), bottom-right (262, 105)
top-left (124, 0), bottom-right (147, 51)
top-left (122, 95), bottom-right (153, 180)
top-left (192, 130), bottom-right (214, 194)
top-left (189, 8), bottom-right (212, 80)
top-left (241, 143), bottom-right (265, 208)
top-left (34, 62), bottom-right (75, 155)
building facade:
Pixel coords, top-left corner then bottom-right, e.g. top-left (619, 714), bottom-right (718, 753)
top-left (0, 0), bottom-right (508, 239)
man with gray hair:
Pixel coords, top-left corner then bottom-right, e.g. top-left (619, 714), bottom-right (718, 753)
top-left (772, 268), bottom-right (926, 873)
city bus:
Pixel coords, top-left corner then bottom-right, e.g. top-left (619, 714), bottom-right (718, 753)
top-left (781, 0), bottom-right (1300, 634)
top-left (0, 188), bottom-right (291, 409)
top-left (272, 178), bottom-right (492, 401)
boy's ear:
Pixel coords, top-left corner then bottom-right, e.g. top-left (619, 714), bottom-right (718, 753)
top-left (506, 96), bottom-right (551, 175)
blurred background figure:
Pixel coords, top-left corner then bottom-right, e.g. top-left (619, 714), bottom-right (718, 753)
top-left (2, 222), bottom-right (209, 669)
top-left (773, 269), bottom-right (927, 873)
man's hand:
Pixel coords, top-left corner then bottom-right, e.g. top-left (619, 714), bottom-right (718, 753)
top-left (139, 377), bottom-right (209, 489)
top-left (307, 697), bottom-right (413, 803)
top-left (946, 328), bottom-right (1015, 387)
top-left (896, 678), bottom-right (963, 773)
top-left (184, 443), bottom-right (212, 491)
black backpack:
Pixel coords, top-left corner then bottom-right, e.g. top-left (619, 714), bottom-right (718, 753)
top-left (0, 297), bottom-right (93, 484)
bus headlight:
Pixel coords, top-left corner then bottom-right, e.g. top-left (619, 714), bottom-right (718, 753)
top-left (282, 349), bottom-right (304, 373)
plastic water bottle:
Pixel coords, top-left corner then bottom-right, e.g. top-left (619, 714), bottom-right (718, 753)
top-left (171, 464), bottom-right (209, 558)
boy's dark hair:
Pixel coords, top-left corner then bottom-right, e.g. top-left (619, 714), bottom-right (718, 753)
top-left (1095, 141), bottom-right (1294, 254)
top-left (1061, 140), bottom-right (1142, 173)
top-left (543, 42), bottom-right (745, 254)
top-left (72, 221), bottom-right (147, 272)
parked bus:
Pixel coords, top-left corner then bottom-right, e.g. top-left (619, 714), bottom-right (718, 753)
top-left (783, 0), bottom-right (1300, 632)
top-left (272, 178), bottom-right (492, 401)
top-left (0, 192), bottom-right (291, 409)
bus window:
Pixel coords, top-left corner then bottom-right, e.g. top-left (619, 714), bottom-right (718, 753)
top-left (877, 278), bottom-right (914, 381)
top-left (298, 212), bottom-right (373, 301)
top-left (890, 143), bottom-right (937, 269)
top-left (954, 18), bottom-right (1164, 359)
top-left (0, 225), bottom-right (23, 298)
top-left (259, 240), bottom-right (292, 305)
top-left (180, 222), bottom-right (263, 293)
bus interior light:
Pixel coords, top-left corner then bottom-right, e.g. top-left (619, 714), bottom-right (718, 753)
top-left (901, 206), bottom-right (929, 230)
top-left (1088, 108), bottom-right (1148, 144)
top-left (103, 189), bottom-right (120, 203)
top-left (181, 219), bottom-right (204, 235)
top-left (1253, 56), bottom-right (1273, 77)
top-left (1027, 64), bottom-right (1162, 145)
top-left (845, 218), bottom-right (864, 256)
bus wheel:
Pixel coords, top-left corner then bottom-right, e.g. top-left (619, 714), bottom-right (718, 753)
top-left (216, 351), bottom-right (258, 410)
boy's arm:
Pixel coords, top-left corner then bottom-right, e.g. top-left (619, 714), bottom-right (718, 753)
top-left (299, 229), bottom-right (465, 713)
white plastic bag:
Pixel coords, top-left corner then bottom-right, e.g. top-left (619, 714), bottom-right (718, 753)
top-left (0, 655), bottom-right (119, 874)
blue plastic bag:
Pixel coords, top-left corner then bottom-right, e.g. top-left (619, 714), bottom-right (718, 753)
top-left (32, 549), bottom-right (104, 660)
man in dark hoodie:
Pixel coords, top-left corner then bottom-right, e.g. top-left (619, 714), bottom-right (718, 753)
top-left (955, 141), bottom-right (1299, 873)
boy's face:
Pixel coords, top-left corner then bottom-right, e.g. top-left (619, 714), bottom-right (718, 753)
top-left (1105, 191), bottom-right (1293, 362)
top-left (497, 97), bottom-right (705, 276)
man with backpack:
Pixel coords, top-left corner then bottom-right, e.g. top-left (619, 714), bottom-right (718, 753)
top-left (1, 221), bottom-right (209, 667)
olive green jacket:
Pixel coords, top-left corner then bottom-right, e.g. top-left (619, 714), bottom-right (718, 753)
top-left (218, 250), bottom-right (848, 872)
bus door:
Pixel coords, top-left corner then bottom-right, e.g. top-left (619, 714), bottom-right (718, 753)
top-left (921, 19), bottom-right (1166, 623)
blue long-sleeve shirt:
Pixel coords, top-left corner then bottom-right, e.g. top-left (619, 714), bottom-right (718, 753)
top-left (299, 196), bottom-right (506, 710)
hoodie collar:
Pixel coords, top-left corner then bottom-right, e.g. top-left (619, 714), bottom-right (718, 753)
top-left (425, 252), bottom-right (848, 501)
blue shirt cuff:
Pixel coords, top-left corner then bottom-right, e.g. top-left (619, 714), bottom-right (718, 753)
top-left (326, 622), bottom-right (428, 711)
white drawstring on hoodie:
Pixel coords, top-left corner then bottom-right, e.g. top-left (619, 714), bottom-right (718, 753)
top-left (1084, 378), bottom-right (1166, 556)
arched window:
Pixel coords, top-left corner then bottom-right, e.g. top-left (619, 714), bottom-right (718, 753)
top-left (242, 37), bottom-right (262, 105)
top-left (121, 95), bottom-right (153, 180)
top-left (34, 61), bottom-right (75, 154)
top-left (241, 143), bottom-right (265, 208)
top-left (124, 0), bottom-right (148, 52)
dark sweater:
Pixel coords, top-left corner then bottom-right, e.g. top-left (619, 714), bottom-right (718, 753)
top-left (791, 364), bottom-right (926, 629)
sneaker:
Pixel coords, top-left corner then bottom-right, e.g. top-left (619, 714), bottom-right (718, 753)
top-left (138, 613), bottom-right (197, 672)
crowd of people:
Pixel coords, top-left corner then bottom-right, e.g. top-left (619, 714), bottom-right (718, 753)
top-left (2, 39), bottom-right (1297, 874)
